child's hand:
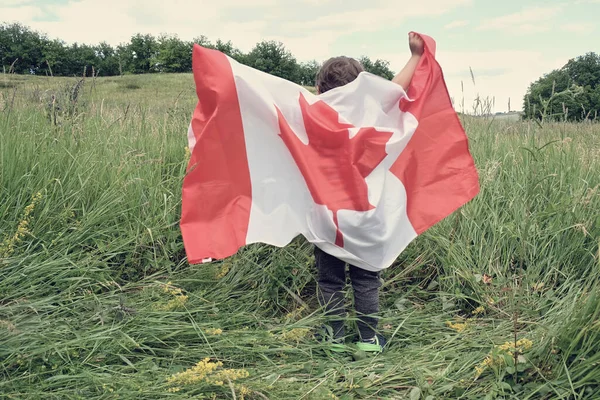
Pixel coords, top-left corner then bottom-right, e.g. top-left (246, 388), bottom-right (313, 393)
top-left (409, 33), bottom-right (424, 56)
top-left (392, 32), bottom-right (424, 90)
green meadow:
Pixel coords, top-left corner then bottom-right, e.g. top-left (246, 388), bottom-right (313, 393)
top-left (1, 73), bottom-right (599, 399)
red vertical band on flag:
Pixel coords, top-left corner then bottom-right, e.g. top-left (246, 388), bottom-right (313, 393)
top-left (392, 33), bottom-right (480, 234)
top-left (180, 45), bottom-right (252, 264)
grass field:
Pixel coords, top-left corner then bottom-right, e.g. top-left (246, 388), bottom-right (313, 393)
top-left (1, 73), bottom-right (599, 400)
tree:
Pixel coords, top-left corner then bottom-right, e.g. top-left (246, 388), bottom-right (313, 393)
top-left (65, 43), bottom-right (99, 76)
top-left (523, 52), bottom-right (600, 121)
top-left (192, 35), bottom-right (213, 48)
top-left (244, 40), bottom-right (300, 83)
top-left (297, 60), bottom-right (320, 87)
top-left (153, 34), bottom-right (192, 73)
top-left (127, 33), bottom-right (158, 73)
top-left (359, 56), bottom-right (395, 80)
top-left (42, 38), bottom-right (69, 76)
top-left (214, 39), bottom-right (244, 62)
top-left (0, 22), bottom-right (399, 85)
top-left (0, 22), bottom-right (47, 74)
top-left (94, 42), bottom-right (120, 76)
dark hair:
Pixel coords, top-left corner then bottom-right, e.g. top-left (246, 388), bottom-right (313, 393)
top-left (315, 56), bottom-right (364, 94)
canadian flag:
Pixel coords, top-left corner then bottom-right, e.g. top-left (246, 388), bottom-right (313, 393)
top-left (181, 33), bottom-right (479, 271)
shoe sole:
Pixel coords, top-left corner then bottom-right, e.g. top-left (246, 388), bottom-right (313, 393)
top-left (355, 342), bottom-right (384, 353)
top-left (330, 343), bottom-right (351, 353)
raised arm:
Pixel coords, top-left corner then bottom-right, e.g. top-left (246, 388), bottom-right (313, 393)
top-left (391, 32), bottom-right (425, 91)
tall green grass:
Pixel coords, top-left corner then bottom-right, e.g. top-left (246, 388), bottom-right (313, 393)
top-left (1, 74), bottom-right (599, 399)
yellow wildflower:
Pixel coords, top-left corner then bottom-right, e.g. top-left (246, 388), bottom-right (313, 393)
top-left (206, 328), bottom-right (223, 335)
top-left (207, 368), bottom-right (250, 386)
top-left (215, 263), bottom-right (230, 279)
top-left (446, 320), bottom-right (468, 333)
top-left (498, 338), bottom-right (533, 356)
top-left (498, 342), bottom-right (512, 352)
top-left (167, 358), bottom-right (222, 385)
top-left (162, 282), bottom-right (183, 296)
top-left (0, 192), bottom-right (42, 258)
top-left (238, 385), bottom-right (252, 400)
top-left (167, 358), bottom-right (249, 388)
top-left (518, 339), bottom-right (533, 350)
top-left (474, 338), bottom-right (534, 377)
top-left (279, 328), bottom-right (311, 343)
top-left (475, 355), bottom-right (496, 376)
top-left (157, 295), bottom-right (188, 311)
top-left (155, 282), bottom-right (188, 311)
top-left (472, 306), bottom-right (486, 315)
top-left (285, 305), bottom-right (306, 321)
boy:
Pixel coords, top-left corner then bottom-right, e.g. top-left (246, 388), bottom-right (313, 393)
top-left (314, 32), bottom-right (424, 353)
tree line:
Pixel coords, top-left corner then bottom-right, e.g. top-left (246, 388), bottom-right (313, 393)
top-left (0, 22), bottom-right (394, 86)
top-left (523, 52), bottom-right (599, 122)
top-left (3, 22), bottom-right (598, 121)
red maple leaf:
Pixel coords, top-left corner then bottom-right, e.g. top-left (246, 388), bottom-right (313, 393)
top-left (276, 93), bottom-right (393, 247)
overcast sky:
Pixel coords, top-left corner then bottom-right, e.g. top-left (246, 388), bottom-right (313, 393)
top-left (1, 0), bottom-right (598, 112)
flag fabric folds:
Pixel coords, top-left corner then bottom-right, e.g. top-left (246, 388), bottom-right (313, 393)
top-left (181, 33), bottom-right (479, 271)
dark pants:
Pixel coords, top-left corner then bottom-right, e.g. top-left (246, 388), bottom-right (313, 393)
top-left (314, 246), bottom-right (382, 340)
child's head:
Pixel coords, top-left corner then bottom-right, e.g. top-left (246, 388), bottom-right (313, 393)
top-left (315, 56), bottom-right (364, 94)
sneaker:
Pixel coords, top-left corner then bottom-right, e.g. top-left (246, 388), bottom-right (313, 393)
top-left (355, 334), bottom-right (387, 353)
top-left (318, 336), bottom-right (352, 354)
top-left (329, 341), bottom-right (351, 353)
top-left (314, 325), bottom-right (351, 354)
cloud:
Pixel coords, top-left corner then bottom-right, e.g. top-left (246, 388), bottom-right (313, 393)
top-left (561, 23), bottom-right (595, 34)
top-left (1, 0), bottom-right (276, 48)
top-left (0, 5), bottom-right (45, 22)
top-left (1, 0), bottom-right (473, 64)
top-left (271, 0), bottom-right (472, 62)
top-left (285, 0), bottom-right (472, 33)
top-left (1, 0), bottom-right (33, 5)
top-left (444, 20), bottom-right (469, 29)
top-left (477, 6), bottom-right (562, 33)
